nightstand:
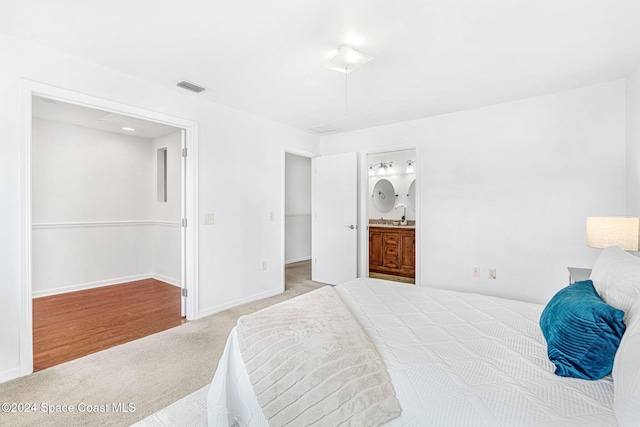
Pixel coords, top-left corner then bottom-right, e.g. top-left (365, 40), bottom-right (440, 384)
top-left (567, 267), bottom-right (592, 284)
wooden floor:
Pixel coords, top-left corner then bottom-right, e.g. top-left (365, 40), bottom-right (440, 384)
top-left (33, 279), bottom-right (185, 372)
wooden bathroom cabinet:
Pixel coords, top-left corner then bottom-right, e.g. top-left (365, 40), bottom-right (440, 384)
top-left (369, 226), bottom-right (415, 278)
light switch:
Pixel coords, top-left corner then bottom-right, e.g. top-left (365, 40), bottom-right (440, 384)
top-left (204, 213), bottom-right (214, 225)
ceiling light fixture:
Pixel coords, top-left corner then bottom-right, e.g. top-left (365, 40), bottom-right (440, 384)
top-left (323, 45), bottom-right (374, 74)
top-left (122, 126), bottom-right (136, 132)
top-left (323, 45), bottom-right (374, 116)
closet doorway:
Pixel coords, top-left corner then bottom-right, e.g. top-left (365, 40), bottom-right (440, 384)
top-left (282, 149), bottom-right (317, 291)
top-left (20, 81), bottom-right (198, 375)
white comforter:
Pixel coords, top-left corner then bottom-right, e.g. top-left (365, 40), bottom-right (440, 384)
top-left (208, 278), bottom-right (616, 426)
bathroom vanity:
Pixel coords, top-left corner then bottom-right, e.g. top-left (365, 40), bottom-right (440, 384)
top-left (369, 225), bottom-right (415, 278)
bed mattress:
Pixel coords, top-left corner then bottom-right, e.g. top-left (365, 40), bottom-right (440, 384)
top-left (208, 278), bottom-right (616, 426)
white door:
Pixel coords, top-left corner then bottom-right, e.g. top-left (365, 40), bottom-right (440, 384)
top-left (312, 152), bottom-right (358, 285)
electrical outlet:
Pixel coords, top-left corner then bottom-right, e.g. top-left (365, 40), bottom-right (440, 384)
top-left (203, 213), bottom-right (214, 225)
top-left (488, 268), bottom-right (497, 280)
top-left (261, 261), bottom-right (267, 271)
top-left (269, 211), bottom-right (275, 221)
top-left (472, 266), bottom-right (480, 278)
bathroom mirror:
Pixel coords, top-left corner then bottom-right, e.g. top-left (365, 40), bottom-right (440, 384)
top-left (372, 179), bottom-right (396, 212)
top-left (407, 179), bottom-right (416, 210)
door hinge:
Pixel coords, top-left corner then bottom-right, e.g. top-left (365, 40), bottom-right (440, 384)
top-left (182, 148), bottom-right (188, 157)
top-left (181, 218), bottom-right (187, 227)
top-left (181, 288), bottom-right (188, 297)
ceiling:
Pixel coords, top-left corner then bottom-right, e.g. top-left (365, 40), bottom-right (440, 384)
top-left (32, 96), bottom-right (179, 139)
top-left (4, 1), bottom-right (640, 135)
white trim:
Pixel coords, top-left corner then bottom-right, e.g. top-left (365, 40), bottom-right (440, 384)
top-left (32, 273), bottom-right (182, 298)
top-left (151, 273), bottom-right (182, 287)
top-left (184, 126), bottom-right (199, 321)
top-left (285, 256), bottom-right (312, 265)
top-left (151, 221), bottom-right (182, 227)
top-left (0, 368), bottom-right (21, 384)
top-left (198, 288), bottom-right (283, 319)
top-left (360, 143), bottom-right (420, 285)
top-left (19, 81), bottom-right (33, 378)
top-left (19, 80), bottom-right (200, 380)
top-left (284, 213), bottom-right (312, 218)
top-left (32, 274), bottom-right (153, 298)
top-left (281, 147), bottom-right (319, 294)
top-left (32, 220), bottom-right (181, 229)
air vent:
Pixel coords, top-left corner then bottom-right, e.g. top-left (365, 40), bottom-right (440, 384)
top-left (308, 124), bottom-right (336, 134)
top-left (177, 80), bottom-right (207, 94)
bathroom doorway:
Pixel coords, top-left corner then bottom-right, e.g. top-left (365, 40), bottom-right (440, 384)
top-left (366, 148), bottom-right (417, 284)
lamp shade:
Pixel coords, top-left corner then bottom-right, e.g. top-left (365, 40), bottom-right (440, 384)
top-left (586, 216), bottom-right (640, 251)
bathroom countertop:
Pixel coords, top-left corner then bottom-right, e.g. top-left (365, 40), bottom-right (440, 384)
top-left (368, 224), bottom-right (415, 229)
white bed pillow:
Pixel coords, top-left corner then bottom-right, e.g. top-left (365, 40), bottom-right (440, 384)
top-left (613, 296), bottom-right (640, 426)
top-left (590, 246), bottom-right (640, 319)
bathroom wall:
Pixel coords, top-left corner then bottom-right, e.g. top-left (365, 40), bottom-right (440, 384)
top-left (368, 149), bottom-right (417, 222)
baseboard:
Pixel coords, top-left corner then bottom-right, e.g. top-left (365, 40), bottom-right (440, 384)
top-left (198, 287), bottom-right (282, 319)
top-left (150, 273), bottom-right (181, 287)
top-left (33, 274), bottom-right (155, 298)
top-left (0, 367), bottom-right (21, 384)
top-left (285, 256), bottom-right (311, 265)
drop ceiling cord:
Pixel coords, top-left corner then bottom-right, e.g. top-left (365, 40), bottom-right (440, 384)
top-left (345, 66), bottom-right (349, 116)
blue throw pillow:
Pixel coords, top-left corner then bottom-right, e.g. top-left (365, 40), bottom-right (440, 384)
top-left (540, 280), bottom-right (626, 380)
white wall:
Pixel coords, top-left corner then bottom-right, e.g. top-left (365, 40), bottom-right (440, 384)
top-left (31, 118), bottom-right (154, 295)
top-left (322, 80), bottom-right (627, 304)
top-left (0, 33), bottom-right (319, 382)
top-left (151, 131), bottom-right (182, 285)
top-left (368, 149), bottom-right (416, 222)
top-left (285, 153), bottom-right (311, 263)
top-left (626, 65), bottom-right (640, 216)
top-left (31, 120), bottom-right (183, 295)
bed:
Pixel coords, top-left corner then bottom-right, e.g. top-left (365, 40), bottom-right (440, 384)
top-left (208, 247), bottom-right (640, 426)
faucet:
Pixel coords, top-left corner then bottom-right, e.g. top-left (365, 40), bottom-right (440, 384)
top-left (379, 217), bottom-right (384, 225)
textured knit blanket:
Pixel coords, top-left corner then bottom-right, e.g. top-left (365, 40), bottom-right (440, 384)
top-left (235, 286), bottom-right (401, 427)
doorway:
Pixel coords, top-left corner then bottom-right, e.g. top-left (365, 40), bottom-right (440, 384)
top-left (365, 148), bottom-right (418, 284)
top-left (19, 81), bottom-right (199, 377)
top-left (282, 148), bottom-right (318, 291)
top-left (30, 95), bottom-right (185, 370)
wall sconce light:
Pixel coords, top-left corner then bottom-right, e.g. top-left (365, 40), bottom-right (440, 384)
top-left (406, 160), bottom-right (416, 174)
top-left (377, 162), bottom-right (393, 175)
top-left (586, 216), bottom-right (640, 251)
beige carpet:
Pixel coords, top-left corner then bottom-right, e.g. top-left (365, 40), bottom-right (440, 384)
top-left (0, 261), bottom-right (323, 427)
